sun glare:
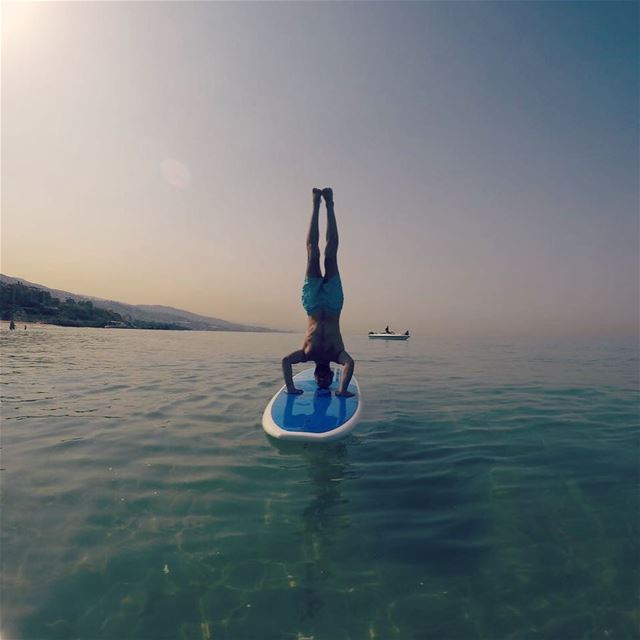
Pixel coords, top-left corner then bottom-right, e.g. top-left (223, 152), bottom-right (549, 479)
top-left (2, 1), bottom-right (38, 46)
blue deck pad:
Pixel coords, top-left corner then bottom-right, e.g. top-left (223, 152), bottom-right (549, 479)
top-left (270, 367), bottom-right (359, 433)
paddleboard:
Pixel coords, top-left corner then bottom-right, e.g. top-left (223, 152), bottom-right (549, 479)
top-left (262, 367), bottom-right (362, 442)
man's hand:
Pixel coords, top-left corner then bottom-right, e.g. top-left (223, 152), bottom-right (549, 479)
top-left (335, 390), bottom-right (355, 398)
top-left (286, 387), bottom-right (304, 395)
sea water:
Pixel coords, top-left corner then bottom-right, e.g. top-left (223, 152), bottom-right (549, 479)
top-left (1, 325), bottom-right (638, 640)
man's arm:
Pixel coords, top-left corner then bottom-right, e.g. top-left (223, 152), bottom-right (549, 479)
top-left (282, 349), bottom-right (306, 394)
top-left (335, 350), bottom-right (355, 397)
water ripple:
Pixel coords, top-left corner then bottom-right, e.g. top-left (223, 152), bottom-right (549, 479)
top-left (1, 327), bottom-right (638, 640)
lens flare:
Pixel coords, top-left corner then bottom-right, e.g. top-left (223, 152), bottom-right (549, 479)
top-left (160, 158), bottom-right (192, 190)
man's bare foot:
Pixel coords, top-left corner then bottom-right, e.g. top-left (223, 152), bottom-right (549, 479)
top-left (312, 188), bottom-right (322, 205)
top-left (321, 187), bottom-right (333, 205)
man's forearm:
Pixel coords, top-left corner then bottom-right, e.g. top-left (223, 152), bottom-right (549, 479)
top-left (338, 360), bottom-right (354, 394)
top-left (282, 357), bottom-right (295, 391)
top-left (281, 358), bottom-right (292, 389)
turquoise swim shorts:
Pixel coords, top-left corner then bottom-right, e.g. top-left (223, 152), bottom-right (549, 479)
top-left (301, 275), bottom-right (344, 316)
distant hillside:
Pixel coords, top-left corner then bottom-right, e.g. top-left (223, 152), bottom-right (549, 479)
top-left (0, 281), bottom-right (132, 328)
top-left (0, 275), bottom-right (279, 332)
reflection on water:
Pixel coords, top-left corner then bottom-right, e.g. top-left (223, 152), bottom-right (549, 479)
top-left (271, 439), bottom-right (352, 625)
top-left (1, 326), bottom-right (638, 639)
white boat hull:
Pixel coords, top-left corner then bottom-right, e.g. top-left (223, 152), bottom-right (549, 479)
top-left (368, 333), bottom-right (410, 340)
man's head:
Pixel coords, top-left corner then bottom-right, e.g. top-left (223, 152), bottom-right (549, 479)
top-left (314, 363), bottom-right (333, 389)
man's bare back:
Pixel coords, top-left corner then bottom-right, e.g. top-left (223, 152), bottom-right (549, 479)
top-left (281, 188), bottom-right (355, 397)
top-left (302, 308), bottom-right (344, 363)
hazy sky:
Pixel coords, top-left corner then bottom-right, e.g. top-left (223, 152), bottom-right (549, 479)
top-left (2, 1), bottom-right (638, 337)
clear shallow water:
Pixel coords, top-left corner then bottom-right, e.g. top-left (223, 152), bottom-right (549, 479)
top-left (1, 325), bottom-right (638, 640)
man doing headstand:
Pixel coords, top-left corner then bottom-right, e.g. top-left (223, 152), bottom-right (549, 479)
top-left (282, 187), bottom-right (355, 398)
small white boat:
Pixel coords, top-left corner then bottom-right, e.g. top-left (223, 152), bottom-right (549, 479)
top-left (368, 332), bottom-right (410, 340)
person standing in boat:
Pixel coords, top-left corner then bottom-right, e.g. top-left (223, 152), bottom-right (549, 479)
top-left (282, 187), bottom-right (355, 397)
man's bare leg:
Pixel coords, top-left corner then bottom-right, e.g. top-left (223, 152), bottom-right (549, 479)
top-left (322, 188), bottom-right (339, 280)
top-left (306, 188), bottom-right (323, 279)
